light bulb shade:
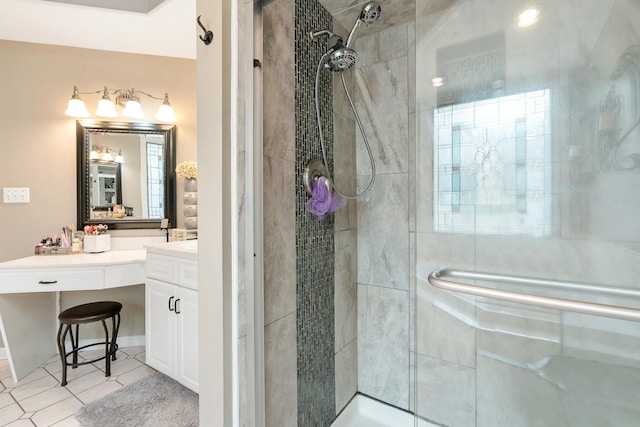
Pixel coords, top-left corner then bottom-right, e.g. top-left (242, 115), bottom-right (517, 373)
top-left (155, 103), bottom-right (176, 123)
top-left (114, 152), bottom-right (125, 163)
top-left (65, 98), bottom-right (90, 117)
top-left (122, 99), bottom-right (144, 119)
top-left (101, 152), bottom-right (113, 162)
top-left (95, 98), bottom-right (118, 117)
top-left (90, 150), bottom-right (100, 160)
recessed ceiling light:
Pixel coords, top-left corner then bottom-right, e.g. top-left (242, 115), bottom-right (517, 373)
top-left (432, 76), bottom-right (446, 87)
top-left (518, 7), bottom-right (540, 27)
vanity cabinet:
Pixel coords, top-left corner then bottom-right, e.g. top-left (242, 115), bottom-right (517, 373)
top-left (145, 251), bottom-right (198, 392)
top-left (0, 250), bottom-right (146, 383)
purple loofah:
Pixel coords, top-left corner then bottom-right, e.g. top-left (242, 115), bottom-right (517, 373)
top-left (305, 177), bottom-right (346, 220)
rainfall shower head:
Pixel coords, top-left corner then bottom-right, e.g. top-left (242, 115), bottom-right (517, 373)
top-left (346, 1), bottom-right (382, 47)
top-left (309, 30), bottom-right (358, 72)
top-left (326, 48), bottom-right (358, 72)
top-left (325, 35), bottom-right (357, 72)
top-left (310, 2), bottom-right (381, 72)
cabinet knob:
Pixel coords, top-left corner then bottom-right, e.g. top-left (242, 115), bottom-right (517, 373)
top-left (168, 296), bottom-right (175, 311)
top-left (175, 298), bottom-right (181, 315)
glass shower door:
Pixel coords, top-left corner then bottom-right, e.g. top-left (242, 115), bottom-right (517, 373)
top-left (414, 1), bottom-right (640, 425)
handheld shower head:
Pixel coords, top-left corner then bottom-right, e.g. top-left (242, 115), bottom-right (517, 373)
top-left (346, 1), bottom-right (382, 47)
top-left (360, 2), bottom-right (382, 25)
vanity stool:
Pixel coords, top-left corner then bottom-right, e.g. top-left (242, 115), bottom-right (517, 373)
top-left (56, 301), bottom-right (122, 386)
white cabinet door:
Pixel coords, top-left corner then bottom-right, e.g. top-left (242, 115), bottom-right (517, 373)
top-left (176, 287), bottom-right (199, 392)
top-left (145, 278), bottom-right (177, 377)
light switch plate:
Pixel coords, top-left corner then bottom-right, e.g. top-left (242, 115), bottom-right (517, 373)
top-left (3, 188), bottom-right (30, 203)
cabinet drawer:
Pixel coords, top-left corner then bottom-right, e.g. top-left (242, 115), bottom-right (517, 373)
top-left (146, 254), bottom-right (177, 283)
top-left (178, 260), bottom-right (198, 290)
top-left (146, 254), bottom-right (197, 290)
top-left (0, 268), bottom-right (105, 293)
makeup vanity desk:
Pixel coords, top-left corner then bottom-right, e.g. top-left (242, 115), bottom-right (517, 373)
top-left (0, 250), bottom-right (146, 382)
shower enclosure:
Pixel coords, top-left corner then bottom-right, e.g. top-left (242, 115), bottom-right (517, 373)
top-left (258, 0), bottom-right (640, 426)
top-left (414, 0), bottom-right (640, 426)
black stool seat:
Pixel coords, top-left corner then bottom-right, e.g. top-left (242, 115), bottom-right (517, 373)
top-left (59, 301), bottom-right (122, 323)
top-left (57, 301), bottom-right (122, 386)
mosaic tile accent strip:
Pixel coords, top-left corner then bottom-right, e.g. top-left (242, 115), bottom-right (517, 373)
top-left (295, 0), bottom-right (336, 425)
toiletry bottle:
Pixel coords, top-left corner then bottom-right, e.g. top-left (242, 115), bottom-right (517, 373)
top-left (71, 237), bottom-right (81, 254)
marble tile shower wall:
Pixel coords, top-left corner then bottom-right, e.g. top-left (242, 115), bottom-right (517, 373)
top-left (236, 2), bottom-right (252, 426)
top-left (263, 1), bottom-right (298, 426)
top-left (263, 0), bottom-right (359, 425)
top-left (352, 21), bottom-right (416, 410)
top-left (332, 19), bottom-right (359, 418)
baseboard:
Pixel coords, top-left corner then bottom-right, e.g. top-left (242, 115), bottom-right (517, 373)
top-left (0, 336), bottom-right (144, 361)
top-left (113, 335), bottom-right (146, 348)
top-left (65, 335), bottom-right (146, 353)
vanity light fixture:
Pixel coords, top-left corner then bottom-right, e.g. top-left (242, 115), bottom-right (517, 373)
top-left (64, 86), bottom-right (90, 117)
top-left (91, 144), bottom-right (125, 164)
top-left (114, 150), bottom-right (125, 164)
top-left (101, 150), bottom-right (114, 162)
top-left (65, 85), bottom-right (176, 123)
top-left (156, 93), bottom-right (177, 123)
top-left (94, 87), bottom-right (118, 118)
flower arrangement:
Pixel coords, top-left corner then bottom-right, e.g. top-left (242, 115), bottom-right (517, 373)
top-left (176, 161), bottom-right (198, 179)
top-left (84, 224), bottom-right (109, 235)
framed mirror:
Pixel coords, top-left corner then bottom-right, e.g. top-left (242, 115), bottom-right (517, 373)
top-left (77, 120), bottom-right (176, 230)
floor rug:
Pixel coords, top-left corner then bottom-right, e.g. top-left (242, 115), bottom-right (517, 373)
top-left (75, 372), bottom-right (198, 427)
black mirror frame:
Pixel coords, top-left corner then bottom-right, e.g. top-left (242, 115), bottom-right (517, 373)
top-left (77, 120), bottom-right (177, 230)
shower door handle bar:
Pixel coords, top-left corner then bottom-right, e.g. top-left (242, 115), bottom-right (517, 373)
top-left (428, 269), bottom-right (640, 323)
top-left (439, 268), bottom-right (640, 298)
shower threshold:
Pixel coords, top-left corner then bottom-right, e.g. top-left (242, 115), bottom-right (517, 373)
top-left (331, 394), bottom-right (437, 427)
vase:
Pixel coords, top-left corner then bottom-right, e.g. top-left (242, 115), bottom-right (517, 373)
top-left (183, 178), bottom-right (198, 230)
top-left (184, 177), bottom-right (198, 193)
top-left (83, 234), bottom-right (111, 253)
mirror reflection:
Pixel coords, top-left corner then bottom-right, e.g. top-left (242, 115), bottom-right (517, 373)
top-left (90, 163), bottom-right (121, 208)
top-left (77, 121), bottom-right (176, 230)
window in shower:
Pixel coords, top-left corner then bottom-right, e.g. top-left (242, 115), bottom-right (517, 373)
top-left (433, 89), bottom-right (552, 236)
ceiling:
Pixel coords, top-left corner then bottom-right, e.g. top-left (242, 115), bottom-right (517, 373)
top-left (0, 0), bottom-right (196, 58)
top-left (0, 0), bottom-right (416, 60)
top-left (44, 0), bottom-right (167, 13)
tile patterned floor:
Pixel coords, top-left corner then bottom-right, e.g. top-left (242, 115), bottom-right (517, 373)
top-left (0, 347), bottom-right (156, 426)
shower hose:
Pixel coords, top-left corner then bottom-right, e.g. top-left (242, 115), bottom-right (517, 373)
top-left (314, 51), bottom-right (376, 199)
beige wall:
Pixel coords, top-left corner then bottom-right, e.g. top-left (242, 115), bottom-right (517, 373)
top-left (0, 39), bottom-right (197, 342)
top-left (0, 39), bottom-right (197, 262)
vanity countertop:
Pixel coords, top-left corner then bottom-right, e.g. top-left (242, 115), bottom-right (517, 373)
top-left (144, 240), bottom-right (197, 260)
top-left (0, 249), bottom-right (147, 270)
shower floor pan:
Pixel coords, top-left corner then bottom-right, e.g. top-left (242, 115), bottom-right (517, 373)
top-left (331, 394), bottom-right (438, 427)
